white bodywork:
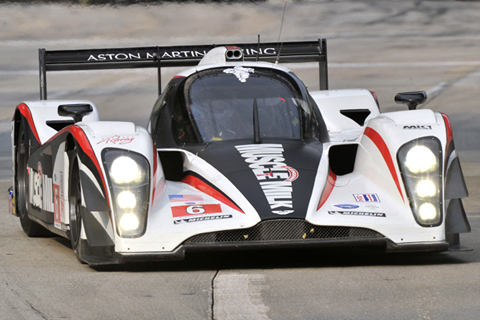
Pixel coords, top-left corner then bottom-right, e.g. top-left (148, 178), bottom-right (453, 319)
top-left (13, 47), bottom-right (460, 264)
top-left (17, 90), bottom-right (449, 256)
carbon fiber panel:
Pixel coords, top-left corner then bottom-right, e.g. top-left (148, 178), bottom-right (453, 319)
top-left (184, 220), bottom-right (383, 244)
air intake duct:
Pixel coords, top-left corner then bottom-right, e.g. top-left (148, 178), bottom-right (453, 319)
top-left (225, 47), bottom-right (243, 61)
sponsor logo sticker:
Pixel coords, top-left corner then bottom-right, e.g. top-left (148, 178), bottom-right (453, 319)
top-left (173, 214), bottom-right (233, 224)
top-left (334, 204), bottom-right (359, 209)
top-left (364, 203), bottom-right (381, 210)
top-left (171, 204), bottom-right (222, 218)
top-left (169, 194), bottom-right (204, 202)
top-left (28, 162), bottom-right (54, 213)
top-left (236, 144), bottom-right (298, 215)
top-left (97, 135), bottom-right (134, 145)
top-left (353, 193), bottom-right (380, 202)
top-left (403, 125), bottom-right (432, 130)
top-left (329, 211), bottom-right (386, 218)
top-left (223, 66), bottom-right (255, 83)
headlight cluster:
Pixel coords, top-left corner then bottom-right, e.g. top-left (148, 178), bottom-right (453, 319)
top-left (397, 137), bottom-right (442, 227)
top-left (103, 149), bottom-right (150, 237)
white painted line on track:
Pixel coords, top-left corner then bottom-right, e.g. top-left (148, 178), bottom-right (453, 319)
top-left (426, 82), bottom-right (451, 100)
top-left (3, 61), bottom-right (480, 77)
top-left (290, 61), bottom-right (480, 69)
top-left (213, 272), bottom-right (270, 320)
top-left (0, 70), bottom-right (37, 76)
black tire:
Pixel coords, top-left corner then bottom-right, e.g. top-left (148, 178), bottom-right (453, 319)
top-left (68, 157), bottom-right (83, 262)
top-left (16, 124), bottom-right (50, 237)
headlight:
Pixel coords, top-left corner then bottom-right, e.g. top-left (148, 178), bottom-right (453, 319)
top-left (103, 149), bottom-right (150, 238)
top-left (117, 191), bottom-right (137, 209)
top-left (398, 137), bottom-right (442, 227)
top-left (110, 156), bottom-right (143, 184)
top-left (415, 180), bottom-right (437, 198)
top-left (418, 202), bottom-right (438, 221)
top-left (404, 145), bottom-right (438, 173)
top-left (118, 213), bottom-right (140, 231)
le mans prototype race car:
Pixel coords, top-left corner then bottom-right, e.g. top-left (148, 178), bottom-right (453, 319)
top-left (10, 39), bottom-right (471, 265)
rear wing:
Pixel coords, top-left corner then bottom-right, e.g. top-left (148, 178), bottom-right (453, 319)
top-left (39, 39), bottom-right (328, 100)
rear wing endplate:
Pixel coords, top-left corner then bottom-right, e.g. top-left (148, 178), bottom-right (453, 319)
top-left (39, 39), bottom-right (328, 100)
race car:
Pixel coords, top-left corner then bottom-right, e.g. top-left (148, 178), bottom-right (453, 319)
top-left (10, 39), bottom-right (471, 265)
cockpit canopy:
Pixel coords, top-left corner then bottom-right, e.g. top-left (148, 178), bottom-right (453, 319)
top-left (150, 66), bottom-right (328, 147)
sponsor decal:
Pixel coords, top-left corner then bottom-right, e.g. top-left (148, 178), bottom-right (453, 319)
top-left (242, 47), bottom-right (276, 56)
top-left (28, 163), bottom-right (54, 213)
top-left (329, 211), bottom-right (386, 218)
top-left (87, 50), bottom-right (208, 62)
top-left (334, 204), bottom-right (359, 209)
top-left (171, 204), bottom-right (222, 218)
top-left (53, 171), bottom-right (64, 229)
top-left (364, 203), bottom-right (381, 210)
top-left (236, 144), bottom-right (298, 215)
top-left (169, 194), bottom-right (204, 202)
top-left (174, 214), bottom-right (233, 224)
top-left (171, 203), bottom-right (230, 224)
top-left (353, 193), bottom-right (380, 202)
top-left (224, 66), bottom-right (254, 83)
top-left (53, 184), bottom-right (61, 227)
top-left (403, 125), bottom-right (432, 130)
top-left (97, 135), bottom-right (135, 145)
top-left (88, 52), bottom-right (155, 61)
top-left (85, 47), bottom-right (277, 63)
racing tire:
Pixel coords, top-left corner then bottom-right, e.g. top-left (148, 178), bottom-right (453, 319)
top-left (16, 124), bottom-right (50, 237)
top-left (68, 156), bottom-right (84, 263)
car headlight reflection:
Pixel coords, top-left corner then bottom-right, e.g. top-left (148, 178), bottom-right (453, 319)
top-left (404, 145), bottom-right (438, 173)
top-left (117, 191), bottom-right (137, 209)
top-left (119, 213), bottom-right (140, 231)
top-left (418, 203), bottom-right (437, 221)
top-left (398, 137), bottom-right (442, 227)
top-left (110, 156), bottom-right (143, 184)
top-left (415, 180), bottom-right (437, 198)
top-left (103, 149), bottom-right (150, 238)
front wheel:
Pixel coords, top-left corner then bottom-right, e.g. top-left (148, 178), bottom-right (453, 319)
top-left (68, 156), bottom-right (84, 263)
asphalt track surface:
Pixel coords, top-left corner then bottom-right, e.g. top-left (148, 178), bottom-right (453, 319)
top-left (1, 1), bottom-right (480, 319)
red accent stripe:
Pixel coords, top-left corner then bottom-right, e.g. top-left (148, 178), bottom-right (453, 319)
top-left (17, 103), bottom-right (41, 144)
top-left (364, 127), bottom-right (404, 202)
top-left (181, 175), bottom-right (244, 213)
top-left (317, 170), bottom-right (336, 210)
top-left (441, 113), bottom-right (453, 155)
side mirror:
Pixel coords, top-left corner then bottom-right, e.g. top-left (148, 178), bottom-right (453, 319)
top-left (394, 91), bottom-right (427, 110)
top-left (58, 104), bottom-right (93, 123)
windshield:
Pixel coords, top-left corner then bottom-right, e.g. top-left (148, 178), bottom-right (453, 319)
top-left (183, 67), bottom-right (312, 143)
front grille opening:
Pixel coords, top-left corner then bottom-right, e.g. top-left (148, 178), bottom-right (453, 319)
top-left (185, 220), bottom-right (382, 244)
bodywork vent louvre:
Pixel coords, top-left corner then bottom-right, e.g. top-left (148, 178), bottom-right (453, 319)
top-left (184, 220), bottom-right (382, 244)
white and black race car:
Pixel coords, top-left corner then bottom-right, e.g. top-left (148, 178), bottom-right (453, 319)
top-left (10, 40), bottom-right (471, 265)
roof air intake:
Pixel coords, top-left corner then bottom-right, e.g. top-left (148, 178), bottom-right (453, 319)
top-left (225, 47), bottom-right (243, 61)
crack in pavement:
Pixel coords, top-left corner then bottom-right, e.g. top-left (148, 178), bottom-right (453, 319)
top-left (211, 269), bottom-right (220, 320)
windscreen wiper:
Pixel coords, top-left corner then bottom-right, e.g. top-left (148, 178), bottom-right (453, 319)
top-left (253, 98), bottom-right (262, 144)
